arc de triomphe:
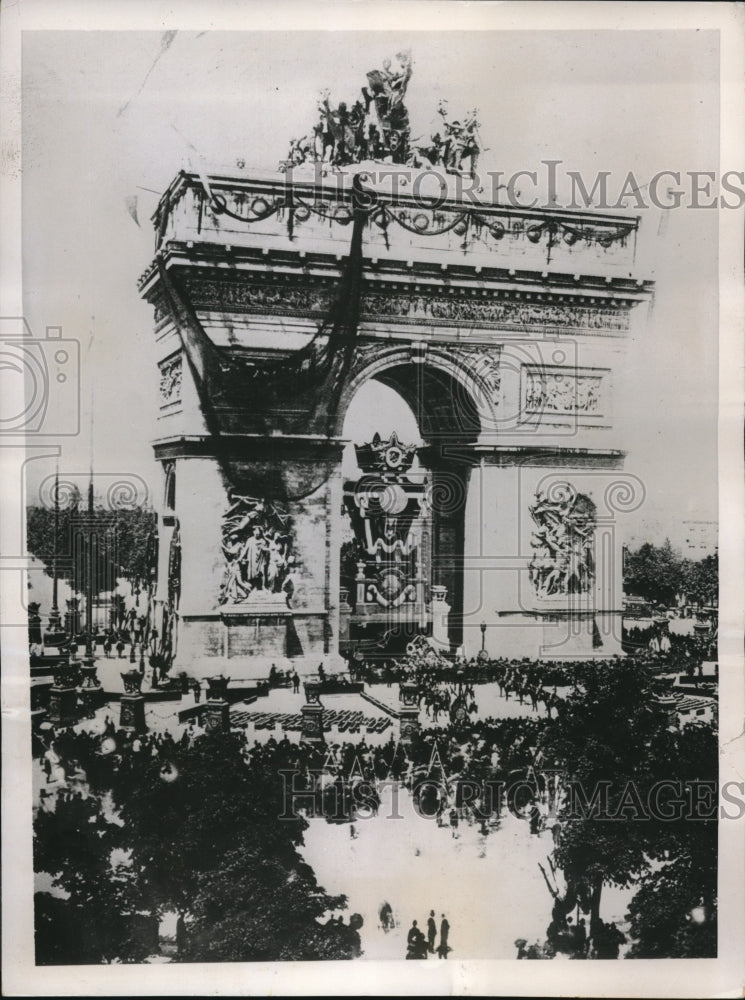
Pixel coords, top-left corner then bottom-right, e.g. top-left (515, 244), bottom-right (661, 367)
top-left (138, 164), bottom-right (653, 677)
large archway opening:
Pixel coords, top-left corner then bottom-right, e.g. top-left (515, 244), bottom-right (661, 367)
top-left (337, 357), bottom-right (481, 661)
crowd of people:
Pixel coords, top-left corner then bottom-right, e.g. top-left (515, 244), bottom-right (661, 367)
top-left (31, 611), bottom-right (718, 966)
top-left (621, 623), bottom-right (717, 675)
top-left (36, 668), bottom-right (690, 966)
top-left (516, 914), bottom-right (627, 960)
top-left (34, 707), bottom-right (548, 830)
top-left (351, 649), bottom-right (610, 723)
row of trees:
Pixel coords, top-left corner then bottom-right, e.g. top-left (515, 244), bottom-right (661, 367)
top-left (26, 505), bottom-right (157, 597)
top-left (624, 540), bottom-right (718, 608)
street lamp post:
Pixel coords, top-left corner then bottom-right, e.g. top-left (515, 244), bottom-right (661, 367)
top-left (477, 620), bottom-right (489, 664)
top-left (84, 476), bottom-right (94, 664)
top-left (50, 471), bottom-right (61, 630)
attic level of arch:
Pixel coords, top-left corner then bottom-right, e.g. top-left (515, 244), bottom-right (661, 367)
top-left (146, 169), bottom-right (642, 261)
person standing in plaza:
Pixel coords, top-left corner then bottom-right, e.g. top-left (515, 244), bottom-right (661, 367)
top-left (292, 669), bottom-right (300, 694)
top-left (427, 910), bottom-right (437, 953)
top-left (406, 919), bottom-right (419, 957)
top-left (176, 913), bottom-right (187, 958)
top-left (437, 914), bottom-right (450, 958)
top-left (449, 806), bottom-right (459, 839)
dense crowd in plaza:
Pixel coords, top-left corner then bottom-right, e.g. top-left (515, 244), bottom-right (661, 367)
top-left (30, 598), bottom-right (717, 966)
top-left (34, 708), bottom-right (548, 964)
top-left (36, 710), bottom-right (543, 820)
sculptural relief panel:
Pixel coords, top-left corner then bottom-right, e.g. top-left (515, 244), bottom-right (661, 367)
top-left (158, 353), bottom-right (183, 405)
top-left (219, 492), bottom-right (298, 607)
top-left (521, 365), bottom-right (608, 421)
top-left (528, 483), bottom-right (596, 598)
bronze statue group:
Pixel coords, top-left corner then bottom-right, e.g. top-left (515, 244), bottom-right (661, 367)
top-left (283, 50), bottom-right (482, 174)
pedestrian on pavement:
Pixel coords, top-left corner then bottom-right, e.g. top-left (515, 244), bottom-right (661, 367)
top-left (406, 920), bottom-right (427, 960)
top-left (449, 807), bottom-right (459, 839)
top-left (427, 910), bottom-right (437, 953)
top-left (437, 914), bottom-right (450, 959)
top-left (176, 913), bottom-right (187, 957)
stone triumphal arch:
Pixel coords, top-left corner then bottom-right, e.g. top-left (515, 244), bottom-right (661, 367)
top-left (138, 62), bottom-right (653, 678)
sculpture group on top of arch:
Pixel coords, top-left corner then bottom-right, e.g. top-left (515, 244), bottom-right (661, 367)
top-left (283, 50), bottom-right (483, 174)
top-left (528, 484), bottom-right (596, 598)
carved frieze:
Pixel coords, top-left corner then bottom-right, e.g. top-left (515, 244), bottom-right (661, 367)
top-left (185, 277), bottom-right (334, 315)
top-left (362, 290), bottom-right (629, 332)
top-left (523, 366), bottom-right (606, 417)
top-left (183, 275), bottom-right (630, 334)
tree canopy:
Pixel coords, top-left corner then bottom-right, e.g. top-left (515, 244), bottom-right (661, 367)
top-left (624, 539), bottom-right (717, 607)
top-left (34, 731), bottom-right (361, 964)
top-left (537, 658), bottom-right (717, 955)
top-left (27, 504), bottom-right (157, 596)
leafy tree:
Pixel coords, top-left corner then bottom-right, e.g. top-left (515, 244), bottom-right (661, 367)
top-left (624, 539), bottom-right (683, 606)
top-left (625, 724), bottom-right (717, 957)
top-left (624, 540), bottom-right (718, 610)
top-left (539, 658), bottom-right (669, 927)
top-left (538, 659), bottom-right (718, 957)
top-left (33, 794), bottom-right (153, 964)
top-left (109, 733), bottom-right (360, 961)
top-left (186, 849), bottom-right (360, 961)
top-left (34, 731), bottom-right (360, 964)
top-left (680, 553), bottom-right (718, 608)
